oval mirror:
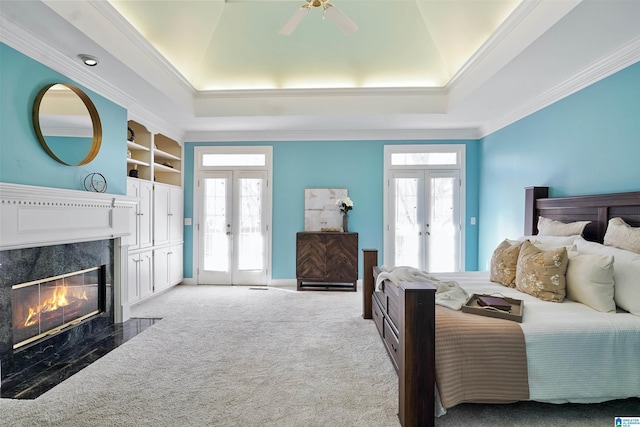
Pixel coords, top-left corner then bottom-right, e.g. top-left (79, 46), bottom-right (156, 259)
top-left (33, 83), bottom-right (102, 166)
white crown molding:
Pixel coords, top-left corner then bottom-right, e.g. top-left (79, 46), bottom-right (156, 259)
top-left (0, 11), bottom-right (184, 143)
top-left (185, 127), bottom-right (482, 143)
top-left (197, 86), bottom-right (445, 99)
top-left (481, 36), bottom-right (640, 137)
top-left (446, 0), bottom-right (542, 90)
top-left (88, 1), bottom-right (195, 94)
top-left (0, 15), bottom-right (129, 107)
top-left (126, 108), bottom-right (185, 143)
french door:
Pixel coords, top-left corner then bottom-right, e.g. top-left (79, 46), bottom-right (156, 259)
top-left (389, 170), bottom-right (461, 272)
top-left (197, 170), bottom-right (268, 285)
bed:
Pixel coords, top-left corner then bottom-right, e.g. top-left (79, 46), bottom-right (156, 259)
top-left (363, 186), bottom-right (640, 426)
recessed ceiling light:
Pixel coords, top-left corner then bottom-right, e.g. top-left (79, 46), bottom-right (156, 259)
top-left (78, 54), bottom-right (99, 67)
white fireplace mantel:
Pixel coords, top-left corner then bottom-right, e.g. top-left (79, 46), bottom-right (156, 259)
top-left (0, 182), bottom-right (137, 251)
top-left (0, 182), bottom-right (138, 323)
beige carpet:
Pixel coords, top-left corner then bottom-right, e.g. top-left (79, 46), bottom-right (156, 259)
top-left (0, 284), bottom-right (637, 426)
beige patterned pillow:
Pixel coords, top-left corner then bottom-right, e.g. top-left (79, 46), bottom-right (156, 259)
top-left (515, 240), bottom-right (569, 302)
top-left (603, 217), bottom-right (640, 254)
top-left (490, 239), bottom-right (524, 287)
top-left (537, 216), bottom-right (590, 236)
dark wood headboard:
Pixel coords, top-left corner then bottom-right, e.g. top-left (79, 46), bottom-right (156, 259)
top-left (524, 186), bottom-right (640, 243)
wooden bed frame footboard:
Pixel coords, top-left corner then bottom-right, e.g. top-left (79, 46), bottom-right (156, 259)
top-left (364, 187), bottom-right (640, 427)
top-left (363, 250), bottom-right (436, 427)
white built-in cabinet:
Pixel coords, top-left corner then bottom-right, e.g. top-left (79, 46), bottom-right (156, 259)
top-left (125, 120), bottom-right (184, 305)
top-left (128, 250), bottom-right (153, 302)
top-left (124, 179), bottom-right (153, 250)
top-left (154, 244), bottom-right (184, 293)
top-left (153, 183), bottom-right (183, 247)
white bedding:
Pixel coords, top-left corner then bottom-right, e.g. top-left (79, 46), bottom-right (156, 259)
top-left (433, 271), bottom-right (640, 404)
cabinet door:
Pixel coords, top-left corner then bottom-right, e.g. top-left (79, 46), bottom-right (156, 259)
top-left (139, 251), bottom-right (154, 299)
top-left (153, 247), bottom-right (170, 292)
top-left (169, 244), bottom-right (184, 285)
top-left (154, 184), bottom-right (171, 246)
top-left (127, 253), bottom-right (140, 303)
top-left (326, 234), bottom-right (358, 282)
top-left (154, 244), bottom-right (183, 292)
top-left (139, 181), bottom-right (154, 249)
top-left (296, 233), bottom-right (326, 279)
top-left (124, 179), bottom-right (140, 248)
top-left (169, 187), bottom-right (183, 243)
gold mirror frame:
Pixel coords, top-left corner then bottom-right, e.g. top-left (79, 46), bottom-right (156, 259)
top-left (32, 83), bottom-right (102, 166)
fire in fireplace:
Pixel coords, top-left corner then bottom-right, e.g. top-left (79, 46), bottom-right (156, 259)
top-left (11, 267), bottom-right (104, 349)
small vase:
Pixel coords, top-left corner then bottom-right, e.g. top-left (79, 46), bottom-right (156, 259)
top-left (342, 213), bottom-right (349, 232)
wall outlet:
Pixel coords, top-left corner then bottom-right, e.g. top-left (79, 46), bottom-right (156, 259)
top-left (184, 218), bottom-right (192, 226)
top-left (470, 217), bottom-right (477, 225)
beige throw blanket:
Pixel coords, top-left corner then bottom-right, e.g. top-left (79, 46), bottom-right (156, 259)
top-left (375, 266), bottom-right (470, 310)
top-left (435, 305), bottom-right (530, 408)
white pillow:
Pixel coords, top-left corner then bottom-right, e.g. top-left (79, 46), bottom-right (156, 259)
top-left (538, 216), bottom-right (590, 236)
top-left (518, 234), bottom-right (580, 248)
top-left (604, 217), bottom-right (640, 254)
top-left (566, 249), bottom-right (616, 313)
top-left (574, 236), bottom-right (640, 315)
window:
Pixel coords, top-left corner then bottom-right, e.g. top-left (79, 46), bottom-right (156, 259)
top-left (391, 152), bottom-right (457, 166)
top-left (202, 153), bottom-right (266, 167)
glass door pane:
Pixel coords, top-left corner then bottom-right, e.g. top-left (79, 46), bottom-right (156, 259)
top-left (233, 171), bottom-right (268, 285)
top-left (390, 172), bottom-right (424, 268)
top-left (199, 172), bottom-right (232, 284)
top-left (237, 177), bottom-right (263, 271)
top-left (204, 177), bottom-right (228, 272)
top-left (428, 172), bottom-right (459, 272)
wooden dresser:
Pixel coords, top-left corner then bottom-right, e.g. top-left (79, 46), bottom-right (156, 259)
top-left (296, 232), bottom-right (358, 291)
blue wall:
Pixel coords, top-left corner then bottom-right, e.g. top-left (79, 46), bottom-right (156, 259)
top-left (478, 61), bottom-right (640, 269)
top-left (0, 43), bottom-right (127, 194)
top-left (5, 40), bottom-right (637, 279)
top-left (183, 140), bottom-right (481, 280)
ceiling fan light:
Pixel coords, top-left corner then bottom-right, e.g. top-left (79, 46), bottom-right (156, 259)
top-left (280, 0), bottom-right (357, 35)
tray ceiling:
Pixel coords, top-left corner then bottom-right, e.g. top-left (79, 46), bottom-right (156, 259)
top-left (2, 0), bottom-right (639, 140)
top-left (108, 0), bottom-right (520, 91)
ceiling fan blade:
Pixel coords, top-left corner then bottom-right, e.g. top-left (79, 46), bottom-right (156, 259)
top-left (324, 5), bottom-right (358, 35)
top-left (279, 7), bottom-right (310, 35)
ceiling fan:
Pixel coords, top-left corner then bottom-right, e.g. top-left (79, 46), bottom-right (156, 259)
top-left (279, 0), bottom-right (358, 36)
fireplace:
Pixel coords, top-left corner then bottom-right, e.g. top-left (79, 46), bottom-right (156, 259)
top-left (0, 182), bottom-right (136, 397)
top-left (11, 266), bottom-right (105, 349)
top-left (0, 240), bottom-right (115, 391)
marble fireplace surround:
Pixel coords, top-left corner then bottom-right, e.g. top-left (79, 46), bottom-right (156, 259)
top-left (0, 182), bottom-right (137, 391)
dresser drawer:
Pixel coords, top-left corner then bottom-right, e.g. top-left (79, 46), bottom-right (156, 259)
top-left (372, 292), bottom-right (385, 338)
top-left (383, 318), bottom-right (400, 372)
top-left (385, 283), bottom-right (400, 327)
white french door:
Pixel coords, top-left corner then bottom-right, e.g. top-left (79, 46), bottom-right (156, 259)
top-left (197, 170), bottom-right (268, 285)
top-left (389, 169), bottom-right (461, 273)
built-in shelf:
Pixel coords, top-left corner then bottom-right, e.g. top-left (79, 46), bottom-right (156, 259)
top-left (127, 140), bottom-right (150, 152)
top-left (154, 163), bottom-right (181, 174)
top-left (126, 121), bottom-right (182, 187)
top-left (127, 158), bottom-right (150, 167)
top-left (154, 149), bottom-right (180, 161)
